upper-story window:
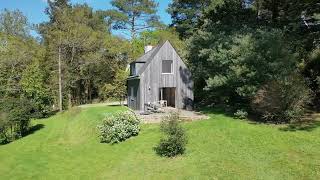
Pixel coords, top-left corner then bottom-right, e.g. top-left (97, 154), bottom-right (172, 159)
top-left (162, 60), bottom-right (173, 74)
top-left (130, 63), bottom-right (136, 76)
top-left (130, 62), bottom-right (145, 76)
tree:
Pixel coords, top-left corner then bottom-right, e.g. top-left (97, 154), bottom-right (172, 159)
top-left (182, 0), bottom-right (315, 122)
top-left (303, 48), bottom-right (320, 108)
top-left (0, 33), bottom-right (38, 98)
top-left (40, 3), bottom-right (130, 109)
top-left (167, 0), bottom-right (211, 39)
top-left (102, 70), bottom-right (128, 104)
top-left (0, 97), bottom-right (35, 141)
top-left (45, 0), bottom-right (71, 22)
top-left (189, 26), bottom-right (297, 105)
top-left (0, 9), bottom-right (30, 38)
top-left (106, 0), bottom-right (161, 39)
top-left (251, 74), bottom-right (311, 123)
top-left (0, 9), bottom-right (53, 119)
top-left (21, 57), bottom-right (53, 117)
top-left (129, 28), bottom-right (187, 60)
top-left (140, 28), bottom-right (186, 56)
top-left (0, 111), bottom-right (10, 144)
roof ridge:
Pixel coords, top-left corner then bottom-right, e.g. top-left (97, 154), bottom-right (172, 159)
top-left (137, 41), bottom-right (167, 75)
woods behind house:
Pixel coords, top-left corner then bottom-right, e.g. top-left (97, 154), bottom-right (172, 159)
top-left (1, 0), bottom-right (320, 143)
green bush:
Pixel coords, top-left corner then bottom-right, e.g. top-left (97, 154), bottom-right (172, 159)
top-left (97, 110), bottom-right (141, 144)
top-left (0, 112), bottom-right (10, 144)
top-left (154, 113), bottom-right (187, 157)
top-left (234, 109), bottom-right (248, 119)
top-left (251, 75), bottom-right (312, 123)
top-left (189, 27), bottom-right (297, 109)
top-left (0, 98), bottom-right (34, 141)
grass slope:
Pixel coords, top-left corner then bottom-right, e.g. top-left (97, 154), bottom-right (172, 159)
top-left (0, 106), bottom-right (320, 180)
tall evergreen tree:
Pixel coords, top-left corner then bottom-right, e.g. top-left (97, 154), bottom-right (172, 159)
top-left (45, 0), bottom-right (71, 22)
top-left (106, 0), bottom-right (160, 39)
top-left (167, 0), bottom-right (210, 39)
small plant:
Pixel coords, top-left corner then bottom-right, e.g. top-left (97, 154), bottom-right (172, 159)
top-left (234, 109), bottom-right (248, 119)
top-left (97, 110), bottom-right (141, 144)
top-left (154, 113), bottom-right (187, 157)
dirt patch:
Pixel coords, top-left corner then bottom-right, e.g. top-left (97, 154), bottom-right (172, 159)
top-left (137, 107), bottom-right (209, 124)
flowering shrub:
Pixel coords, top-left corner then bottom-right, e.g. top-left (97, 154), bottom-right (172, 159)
top-left (234, 109), bottom-right (248, 119)
top-left (97, 110), bottom-right (141, 144)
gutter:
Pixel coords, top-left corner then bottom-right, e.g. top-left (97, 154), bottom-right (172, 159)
top-left (127, 75), bottom-right (140, 80)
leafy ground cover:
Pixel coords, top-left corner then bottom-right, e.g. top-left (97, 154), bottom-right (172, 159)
top-left (0, 105), bottom-right (319, 179)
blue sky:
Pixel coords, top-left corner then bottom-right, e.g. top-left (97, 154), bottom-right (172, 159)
top-left (0, 0), bottom-right (172, 37)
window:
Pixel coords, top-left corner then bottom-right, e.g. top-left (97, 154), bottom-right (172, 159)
top-left (130, 63), bottom-right (136, 76)
top-left (162, 60), bottom-right (173, 74)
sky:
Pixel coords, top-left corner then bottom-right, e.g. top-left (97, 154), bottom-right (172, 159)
top-left (0, 0), bottom-right (172, 37)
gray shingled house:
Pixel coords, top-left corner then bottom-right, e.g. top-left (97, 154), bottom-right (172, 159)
top-left (127, 40), bottom-right (193, 111)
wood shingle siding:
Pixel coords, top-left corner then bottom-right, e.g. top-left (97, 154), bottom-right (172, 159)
top-left (127, 40), bottom-right (194, 111)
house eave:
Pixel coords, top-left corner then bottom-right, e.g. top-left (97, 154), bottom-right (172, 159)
top-left (127, 75), bottom-right (140, 80)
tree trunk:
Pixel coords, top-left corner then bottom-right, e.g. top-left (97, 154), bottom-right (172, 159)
top-left (131, 1), bottom-right (136, 40)
top-left (68, 91), bottom-right (72, 109)
top-left (89, 82), bottom-right (92, 103)
top-left (271, 0), bottom-right (279, 25)
top-left (58, 46), bottom-right (63, 112)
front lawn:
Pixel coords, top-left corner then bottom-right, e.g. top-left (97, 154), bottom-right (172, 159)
top-left (0, 106), bottom-right (319, 179)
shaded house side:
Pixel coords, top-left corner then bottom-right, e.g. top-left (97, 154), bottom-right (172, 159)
top-left (127, 41), bottom-right (193, 111)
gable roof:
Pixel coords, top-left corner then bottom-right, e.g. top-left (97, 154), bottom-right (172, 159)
top-left (134, 43), bottom-right (161, 63)
top-left (130, 40), bottom-right (183, 77)
top-left (133, 41), bottom-right (166, 76)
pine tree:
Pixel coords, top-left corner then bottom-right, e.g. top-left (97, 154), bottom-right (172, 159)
top-left (106, 0), bottom-right (161, 39)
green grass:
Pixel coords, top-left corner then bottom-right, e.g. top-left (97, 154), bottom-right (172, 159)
top-left (1, 106), bottom-right (320, 180)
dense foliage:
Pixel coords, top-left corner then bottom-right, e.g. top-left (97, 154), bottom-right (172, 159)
top-left (40, 2), bottom-right (130, 109)
top-left (155, 113), bottom-right (187, 157)
top-left (106, 0), bottom-right (161, 40)
top-left (0, 98), bottom-right (35, 144)
top-left (168, 0), bottom-right (320, 122)
top-left (0, 9), bottom-right (30, 38)
top-left (97, 110), bottom-right (141, 144)
top-left (1, 0), bottom-right (320, 141)
top-left (0, 1), bottom-right (184, 145)
top-left (102, 70), bottom-right (128, 104)
top-left (168, 0), bottom-right (210, 39)
top-left (0, 1), bottom-right (177, 143)
top-left (251, 75), bottom-right (312, 123)
top-left (189, 28), bottom-right (296, 103)
top-left (303, 48), bottom-right (320, 109)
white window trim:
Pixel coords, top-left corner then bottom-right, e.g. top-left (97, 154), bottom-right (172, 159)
top-left (162, 60), bottom-right (174, 74)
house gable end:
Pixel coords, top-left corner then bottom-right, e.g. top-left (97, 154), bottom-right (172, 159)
top-left (136, 42), bottom-right (165, 76)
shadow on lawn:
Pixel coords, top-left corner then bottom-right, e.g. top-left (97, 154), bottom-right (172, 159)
top-left (279, 112), bottom-right (320, 132)
top-left (25, 124), bottom-right (45, 136)
top-left (108, 104), bottom-right (127, 107)
top-left (0, 124), bottom-right (45, 146)
top-left (198, 106), bottom-right (320, 132)
top-left (279, 121), bottom-right (320, 132)
top-left (197, 107), bottom-right (234, 118)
